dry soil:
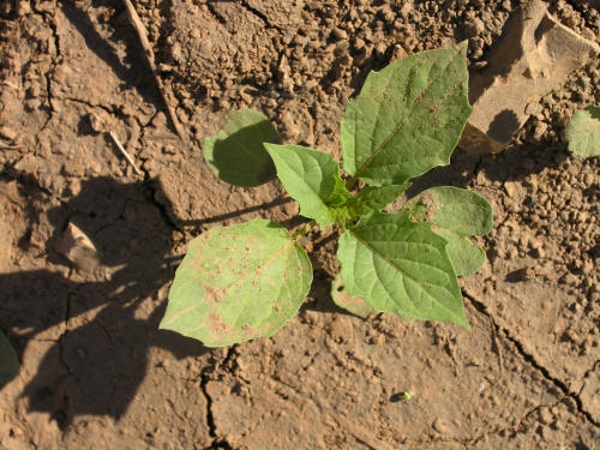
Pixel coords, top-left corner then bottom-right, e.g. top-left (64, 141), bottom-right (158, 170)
top-left (0, 0), bottom-right (599, 449)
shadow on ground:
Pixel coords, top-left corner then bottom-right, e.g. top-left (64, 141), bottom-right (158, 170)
top-left (407, 139), bottom-right (571, 196)
top-left (0, 177), bottom-right (207, 429)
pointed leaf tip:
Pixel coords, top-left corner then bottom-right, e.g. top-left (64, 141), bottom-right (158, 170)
top-left (337, 211), bottom-right (469, 327)
top-left (341, 45), bottom-right (473, 186)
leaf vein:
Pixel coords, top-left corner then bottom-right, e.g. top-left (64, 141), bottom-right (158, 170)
top-left (354, 50), bottom-right (464, 180)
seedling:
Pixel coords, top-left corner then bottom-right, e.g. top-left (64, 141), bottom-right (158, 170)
top-left (565, 105), bottom-right (600, 159)
top-left (160, 44), bottom-right (493, 347)
top-left (390, 391), bottom-right (412, 402)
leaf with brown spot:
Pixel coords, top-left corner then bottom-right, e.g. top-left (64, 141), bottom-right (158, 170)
top-left (160, 220), bottom-right (312, 347)
top-left (402, 186), bottom-right (493, 276)
top-left (330, 273), bottom-right (372, 319)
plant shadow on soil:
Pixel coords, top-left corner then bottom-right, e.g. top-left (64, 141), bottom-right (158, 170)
top-left (407, 138), bottom-right (571, 196)
top-left (0, 176), bottom-right (207, 429)
top-left (0, 130), bottom-right (571, 429)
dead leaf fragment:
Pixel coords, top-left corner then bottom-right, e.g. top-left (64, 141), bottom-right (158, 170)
top-left (55, 222), bottom-right (99, 271)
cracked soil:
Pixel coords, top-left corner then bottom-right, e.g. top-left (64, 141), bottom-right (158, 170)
top-left (0, 0), bottom-right (599, 449)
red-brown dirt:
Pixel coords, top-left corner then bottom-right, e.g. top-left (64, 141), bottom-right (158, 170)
top-left (1, 0), bottom-right (598, 448)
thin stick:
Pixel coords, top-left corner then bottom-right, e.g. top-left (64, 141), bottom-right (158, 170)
top-left (122, 0), bottom-right (186, 141)
top-left (109, 130), bottom-right (143, 176)
top-left (0, 142), bottom-right (21, 150)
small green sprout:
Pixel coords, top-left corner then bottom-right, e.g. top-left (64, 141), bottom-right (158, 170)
top-left (565, 105), bottom-right (600, 159)
top-left (398, 391), bottom-right (412, 402)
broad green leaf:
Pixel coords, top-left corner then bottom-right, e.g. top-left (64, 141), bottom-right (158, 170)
top-left (336, 211), bottom-right (468, 327)
top-left (565, 106), bottom-right (600, 159)
top-left (265, 144), bottom-right (351, 227)
top-left (330, 273), bottom-right (373, 318)
top-left (403, 186), bottom-right (493, 236)
top-left (341, 44), bottom-right (473, 186)
top-left (160, 220), bottom-right (313, 347)
top-left (402, 186), bottom-right (492, 276)
top-left (346, 184), bottom-right (411, 217)
top-left (203, 109), bottom-right (281, 187)
top-left (0, 330), bottom-right (19, 386)
top-left (432, 229), bottom-right (486, 277)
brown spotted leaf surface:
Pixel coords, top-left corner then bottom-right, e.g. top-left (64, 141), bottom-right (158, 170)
top-left (402, 186), bottom-right (493, 276)
top-left (160, 220), bottom-right (312, 347)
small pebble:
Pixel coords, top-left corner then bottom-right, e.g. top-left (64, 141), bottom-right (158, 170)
top-left (462, 18), bottom-right (485, 38)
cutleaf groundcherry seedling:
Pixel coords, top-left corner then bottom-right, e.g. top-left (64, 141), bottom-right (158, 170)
top-left (160, 44), bottom-right (493, 347)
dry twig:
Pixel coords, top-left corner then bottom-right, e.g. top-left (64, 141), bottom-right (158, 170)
top-left (122, 0), bottom-right (186, 141)
top-left (109, 130), bottom-right (143, 176)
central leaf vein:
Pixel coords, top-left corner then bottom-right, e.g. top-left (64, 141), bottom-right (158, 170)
top-left (354, 51), bottom-right (461, 180)
top-left (350, 230), bottom-right (450, 291)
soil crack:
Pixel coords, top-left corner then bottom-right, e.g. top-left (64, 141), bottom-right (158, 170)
top-left (580, 359), bottom-right (600, 383)
top-left (465, 292), bottom-right (600, 428)
top-left (33, 3), bottom-right (62, 133)
top-left (239, 0), bottom-right (271, 28)
top-left (146, 180), bottom-right (184, 233)
top-left (62, 97), bottom-right (119, 116)
top-left (200, 367), bottom-right (217, 441)
top-left (52, 283), bottom-right (77, 381)
top-left (200, 347), bottom-right (237, 450)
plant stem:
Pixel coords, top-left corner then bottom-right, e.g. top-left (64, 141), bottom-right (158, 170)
top-left (292, 219), bottom-right (317, 239)
top-left (345, 175), bottom-right (359, 191)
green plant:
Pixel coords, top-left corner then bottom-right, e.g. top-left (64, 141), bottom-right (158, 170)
top-left (0, 330), bottom-right (19, 386)
top-left (565, 105), bottom-right (600, 159)
top-left (160, 44), bottom-right (493, 347)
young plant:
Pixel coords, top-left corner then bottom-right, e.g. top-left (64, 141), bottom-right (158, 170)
top-left (565, 105), bottom-right (600, 159)
top-left (160, 44), bottom-right (493, 347)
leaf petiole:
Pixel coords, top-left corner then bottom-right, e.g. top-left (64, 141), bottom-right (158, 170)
top-left (345, 175), bottom-right (359, 191)
top-left (292, 219), bottom-right (317, 240)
